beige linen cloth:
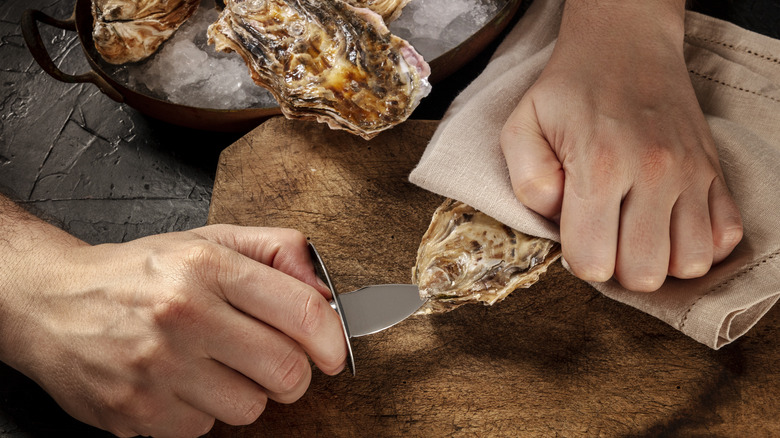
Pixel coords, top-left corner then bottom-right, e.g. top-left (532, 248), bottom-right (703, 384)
top-left (409, 0), bottom-right (780, 349)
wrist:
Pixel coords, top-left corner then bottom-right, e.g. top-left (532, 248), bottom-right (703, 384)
top-left (559, 0), bottom-right (686, 52)
top-left (0, 198), bottom-right (87, 374)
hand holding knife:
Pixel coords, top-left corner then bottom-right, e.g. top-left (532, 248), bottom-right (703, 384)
top-left (308, 243), bottom-right (426, 375)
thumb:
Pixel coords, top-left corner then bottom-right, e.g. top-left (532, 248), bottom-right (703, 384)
top-left (500, 95), bottom-right (564, 221)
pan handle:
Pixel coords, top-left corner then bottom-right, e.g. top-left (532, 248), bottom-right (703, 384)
top-left (21, 9), bottom-right (124, 103)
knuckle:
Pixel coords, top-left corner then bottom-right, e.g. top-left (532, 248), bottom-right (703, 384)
top-left (105, 422), bottom-right (145, 438)
top-left (714, 222), bottom-right (744, 251)
top-left (617, 271), bottom-right (666, 293)
top-left (510, 178), bottom-right (532, 202)
top-left (175, 414), bottom-right (215, 438)
top-left (152, 292), bottom-right (202, 330)
top-left (499, 104), bottom-right (545, 151)
top-left (567, 143), bottom-right (622, 193)
top-left (511, 174), bottom-right (563, 219)
top-left (175, 239), bottom-right (238, 301)
top-left (108, 386), bottom-right (162, 427)
top-left (180, 240), bottom-right (224, 275)
top-left (612, 249), bottom-right (667, 292)
top-left (294, 290), bottom-right (326, 338)
top-left (231, 396), bottom-right (267, 425)
top-left (322, 341), bottom-right (349, 375)
top-left (270, 345), bottom-right (310, 396)
top-left (122, 335), bottom-right (179, 382)
top-left (638, 143), bottom-right (677, 185)
top-left (128, 340), bottom-right (164, 374)
top-left (563, 251), bottom-right (614, 283)
top-left (513, 173), bottom-right (551, 199)
top-left (280, 228), bottom-right (308, 247)
top-left (678, 156), bottom-right (704, 183)
top-left (670, 240), bottom-right (714, 280)
top-left (674, 263), bottom-right (711, 280)
top-left (570, 263), bottom-right (614, 283)
top-left (265, 228), bottom-right (308, 257)
top-left (203, 223), bottom-right (231, 235)
top-left (145, 238), bottom-right (228, 291)
top-left (272, 229), bottom-right (309, 264)
top-left (587, 143), bottom-right (619, 172)
top-left (670, 254), bottom-right (712, 279)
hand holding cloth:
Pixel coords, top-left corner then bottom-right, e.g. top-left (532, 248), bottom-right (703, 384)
top-left (410, 0), bottom-right (780, 349)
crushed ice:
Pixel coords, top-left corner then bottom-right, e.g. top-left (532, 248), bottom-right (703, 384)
top-left (113, 0), bottom-right (508, 110)
top-left (117, 2), bottom-right (276, 110)
top-left (389, 0), bottom-right (504, 60)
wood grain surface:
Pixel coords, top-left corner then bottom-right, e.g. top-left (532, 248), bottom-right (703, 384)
top-left (206, 117), bottom-right (780, 437)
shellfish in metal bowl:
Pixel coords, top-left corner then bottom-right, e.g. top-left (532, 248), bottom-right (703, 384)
top-left (91, 0), bottom-right (201, 64)
top-left (345, 0), bottom-right (411, 22)
top-left (207, 0), bottom-right (431, 139)
top-left (23, 0), bottom-right (523, 131)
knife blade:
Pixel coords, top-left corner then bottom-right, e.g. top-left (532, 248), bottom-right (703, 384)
top-left (308, 243), bottom-right (426, 375)
top-left (337, 284), bottom-right (423, 337)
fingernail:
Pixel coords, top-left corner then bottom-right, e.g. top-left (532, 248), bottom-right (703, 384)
top-left (315, 276), bottom-right (330, 291)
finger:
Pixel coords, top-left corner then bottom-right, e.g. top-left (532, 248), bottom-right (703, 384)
top-left (122, 400), bottom-right (215, 438)
top-left (192, 225), bottom-right (331, 298)
top-left (201, 303), bottom-right (314, 402)
top-left (176, 357), bottom-right (271, 426)
top-left (153, 405), bottom-right (215, 438)
top-left (668, 186), bottom-right (713, 279)
top-left (613, 187), bottom-right (672, 292)
top-left (559, 163), bottom-right (621, 283)
top-left (500, 95), bottom-right (564, 221)
top-left (198, 245), bottom-right (347, 374)
top-left (708, 176), bottom-right (743, 264)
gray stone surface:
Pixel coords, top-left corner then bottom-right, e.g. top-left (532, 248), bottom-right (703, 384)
top-left (1, 0), bottom-right (236, 245)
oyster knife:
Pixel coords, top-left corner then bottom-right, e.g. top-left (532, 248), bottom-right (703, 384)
top-left (308, 243), bottom-right (426, 376)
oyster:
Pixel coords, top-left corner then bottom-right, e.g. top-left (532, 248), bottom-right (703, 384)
top-left (413, 199), bottom-right (561, 314)
top-left (344, 0), bottom-right (411, 22)
top-left (207, 0), bottom-right (431, 139)
top-left (92, 0), bottom-right (200, 64)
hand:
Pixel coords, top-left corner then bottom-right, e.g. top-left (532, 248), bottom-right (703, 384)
top-left (1, 224), bottom-right (346, 437)
top-left (500, 0), bottom-right (743, 292)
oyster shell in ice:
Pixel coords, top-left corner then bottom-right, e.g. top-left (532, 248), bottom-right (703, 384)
top-left (413, 199), bottom-right (561, 314)
top-left (344, 0), bottom-right (411, 22)
top-left (207, 0), bottom-right (431, 139)
top-left (92, 0), bottom-right (200, 64)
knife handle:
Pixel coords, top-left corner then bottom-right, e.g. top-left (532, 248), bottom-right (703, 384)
top-left (307, 243), bottom-right (356, 376)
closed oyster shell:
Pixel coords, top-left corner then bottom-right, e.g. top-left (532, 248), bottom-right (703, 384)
top-left (207, 0), bottom-right (431, 139)
top-left (92, 0), bottom-right (200, 64)
top-left (345, 0), bottom-right (411, 22)
top-left (413, 199), bottom-right (561, 314)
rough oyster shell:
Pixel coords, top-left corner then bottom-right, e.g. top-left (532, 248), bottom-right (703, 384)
top-left (413, 199), bottom-right (562, 314)
top-left (92, 0), bottom-right (200, 64)
top-left (345, 0), bottom-right (411, 22)
top-left (207, 0), bottom-right (431, 139)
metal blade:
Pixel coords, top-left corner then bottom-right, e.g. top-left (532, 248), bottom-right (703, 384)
top-left (338, 284), bottom-right (425, 337)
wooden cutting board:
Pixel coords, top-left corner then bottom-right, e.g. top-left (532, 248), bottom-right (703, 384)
top-left (206, 117), bottom-right (780, 436)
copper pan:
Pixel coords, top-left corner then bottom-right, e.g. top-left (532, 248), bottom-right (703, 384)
top-left (22, 0), bottom-right (523, 132)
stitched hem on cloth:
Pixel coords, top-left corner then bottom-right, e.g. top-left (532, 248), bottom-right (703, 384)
top-left (688, 70), bottom-right (780, 103)
top-left (684, 34), bottom-right (780, 65)
top-left (680, 248), bottom-right (780, 331)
